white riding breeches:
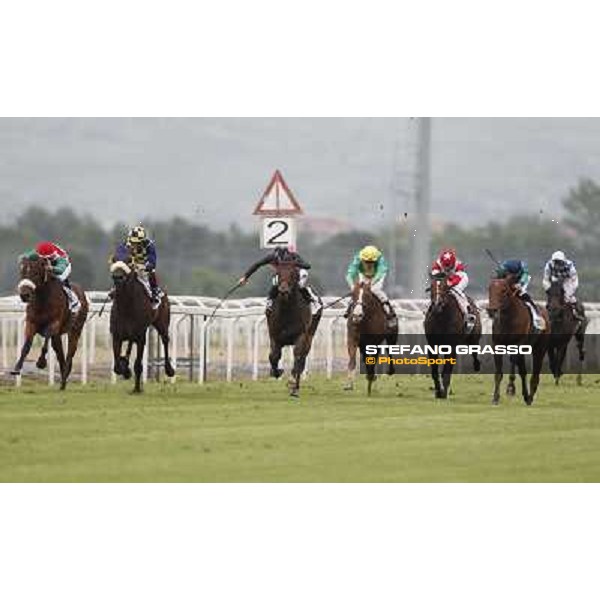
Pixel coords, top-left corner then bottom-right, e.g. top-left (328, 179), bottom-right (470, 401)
top-left (563, 279), bottom-right (578, 304)
top-left (298, 269), bottom-right (308, 289)
top-left (449, 287), bottom-right (470, 315)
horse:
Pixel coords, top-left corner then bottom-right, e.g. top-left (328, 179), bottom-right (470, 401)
top-left (110, 258), bottom-right (175, 393)
top-left (546, 280), bottom-right (587, 386)
top-left (266, 260), bottom-right (322, 398)
top-left (424, 275), bottom-right (482, 399)
top-left (11, 255), bottom-right (89, 389)
top-left (345, 282), bottom-right (398, 396)
top-left (488, 277), bottom-right (549, 405)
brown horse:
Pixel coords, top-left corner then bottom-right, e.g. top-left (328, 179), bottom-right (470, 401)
top-left (110, 259), bottom-right (174, 393)
top-left (546, 280), bottom-right (587, 386)
top-left (267, 260), bottom-right (321, 398)
top-left (488, 277), bottom-right (549, 405)
top-left (424, 275), bottom-right (481, 399)
top-left (345, 282), bottom-right (398, 396)
top-left (11, 255), bottom-right (89, 389)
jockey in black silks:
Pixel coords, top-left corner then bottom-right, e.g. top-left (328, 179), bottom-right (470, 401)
top-left (239, 244), bottom-right (322, 315)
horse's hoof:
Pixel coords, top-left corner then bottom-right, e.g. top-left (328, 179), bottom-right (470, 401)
top-left (524, 396), bottom-right (533, 406)
top-left (270, 369), bottom-right (284, 379)
top-left (10, 369), bottom-right (21, 376)
top-left (123, 369), bottom-right (132, 381)
top-left (36, 357), bottom-right (47, 370)
top-left (492, 398), bottom-right (499, 406)
top-left (289, 390), bottom-right (299, 399)
top-left (165, 363), bottom-right (175, 378)
top-left (343, 383), bottom-right (354, 391)
top-left (506, 386), bottom-right (516, 397)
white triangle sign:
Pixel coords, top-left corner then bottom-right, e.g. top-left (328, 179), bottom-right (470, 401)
top-left (253, 170), bottom-right (303, 216)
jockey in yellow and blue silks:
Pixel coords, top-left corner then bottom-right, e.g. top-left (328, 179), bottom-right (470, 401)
top-left (496, 259), bottom-right (545, 331)
top-left (114, 226), bottom-right (160, 303)
top-left (346, 245), bottom-right (397, 327)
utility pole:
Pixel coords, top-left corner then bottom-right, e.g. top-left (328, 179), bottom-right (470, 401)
top-left (410, 117), bottom-right (432, 297)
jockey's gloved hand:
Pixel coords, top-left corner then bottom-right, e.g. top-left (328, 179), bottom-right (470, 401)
top-left (239, 277), bottom-right (248, 286)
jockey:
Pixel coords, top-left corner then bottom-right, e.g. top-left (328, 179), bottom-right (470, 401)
top-left (346, 245), bottom-right (397, 328)
top-left (542, 250), bottom-right (585, 321)
top-left (496, 259), bottom-right (545, 331)
top-left (21, 241), bottom-right (81, 313)
top-left (431, 248), bottom-right (476, 333)
top-left (239, 244), bottom-right (322, 315)
top-left (115, 226), bottom-right (160, 304)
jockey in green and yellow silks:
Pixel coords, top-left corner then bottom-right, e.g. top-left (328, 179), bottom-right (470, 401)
top-left (346, 245), bottom-right (397, 327)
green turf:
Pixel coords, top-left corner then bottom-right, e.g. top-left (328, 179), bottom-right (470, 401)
top-left (0, 374), bottom-right (599, 482)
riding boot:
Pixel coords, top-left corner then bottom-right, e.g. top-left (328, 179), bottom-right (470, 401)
top-left (148, 271), bottom-right (160, 305)
top-left (465, 311), bottom-right (477, 334)
top-left (383, 301), bottom-right (398, 328)
top-left (573, 301), bottom-right (586, 323)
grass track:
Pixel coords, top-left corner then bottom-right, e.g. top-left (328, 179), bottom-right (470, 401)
top-left (1, 375), bottom-right (599, 482)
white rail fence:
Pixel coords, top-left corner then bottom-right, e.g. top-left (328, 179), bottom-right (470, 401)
top-left (1, 293), bottom-right (600, 386)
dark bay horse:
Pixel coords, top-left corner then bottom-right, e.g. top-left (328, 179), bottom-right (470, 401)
top-left (488, 277), bottom-right (549, 405)
top-left (424, 276), bottom-right (481, 399)
top-left (546, 280), bottom-right (587, 386)
top-left (267, 260), bottom-right (322, 398)
top-left (110, 259), bottom-right (174, 393)
top-left (345, 282), bottom-right (398, 396)
top-left (11, 255), bottom-right (89, 389)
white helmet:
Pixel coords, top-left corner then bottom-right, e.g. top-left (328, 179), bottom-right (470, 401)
top-left (551, 250), bottom-right (567, 262)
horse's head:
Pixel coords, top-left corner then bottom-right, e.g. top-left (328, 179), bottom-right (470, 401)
top-left (488, 277), bottom-right (515, 316)
top-left (17, 256), bottom-right (50, 303)
top-left (350, 281), bottom-right (377, 325)
top-left (546, 279), bottom-right (566, 320)
top-left (429, 274), bottom-right (449, 314)
top-left (110, 260), bottom-right (133, 289)
top-left (274, 260), bottom-right (299, 298)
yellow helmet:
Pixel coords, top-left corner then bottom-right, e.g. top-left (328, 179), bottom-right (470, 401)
top-left (359, 245), bottom-right (381, 263)
top-left (127, 226), bottom-right (147, 245)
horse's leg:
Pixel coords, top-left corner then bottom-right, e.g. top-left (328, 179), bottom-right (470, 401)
top-left (385, 331), bottom-right (396, 377)
top-left (440, 353), bottom-right (456, 400)
top-left (11, 321), bottom-right (37, 376)
top-left (123, 340), bottom-right (133, 379)
top-left (132, 337), bottom-right (145, 394)
top-left (154, 317), bottom-right (175, 378)
top-left (36, 335), bottom-right (50, 369)
top-left (50, 335), bottom-right (68, 390)
top-left (430, 355), bottom-right (443, 399)
top-left (344, 331), bottom-right (358, 391)
top-left (529, 342), bottom-right (547, 405)
top-left (365, 350), bottom-right (376, 397)
top-left (492, 354), bottom-right (503, 405)
top-left (112, 337), bottom-right (124, 376)
top-left (555, 343), bottom-right (568, 386)
top-left (62, 327), bottom-right (84, 388)
top-left (575, 327), bottom-right (586, 386)
top-left (269, 341), bottom-right (284, 379)
top-left (289, 337), bottom-right (309, 398)
top-left (515, 354), bottom-right (530, 405)
top-left (506, 359), bottom-right (517, 396)
top-left (547, 344), bottom-right (557, 381)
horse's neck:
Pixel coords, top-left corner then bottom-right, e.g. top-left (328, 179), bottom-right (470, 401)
top-left (115, 279), bottom-right (145, 310)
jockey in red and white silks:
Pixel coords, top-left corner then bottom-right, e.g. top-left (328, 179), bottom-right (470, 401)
top-left (431, 248), bottom-right (476, 331)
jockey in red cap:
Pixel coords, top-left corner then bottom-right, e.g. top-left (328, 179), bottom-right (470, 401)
top-left (431, 248), bottom-right (475, 332)
top-left (20, 241), bottom-right (81, 312)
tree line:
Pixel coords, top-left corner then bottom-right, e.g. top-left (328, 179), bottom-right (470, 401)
top-left (1, 178), bottom-right (598, 301)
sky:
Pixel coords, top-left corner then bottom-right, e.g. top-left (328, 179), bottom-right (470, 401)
top-left (0, 117), bottom-right (599, 231)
